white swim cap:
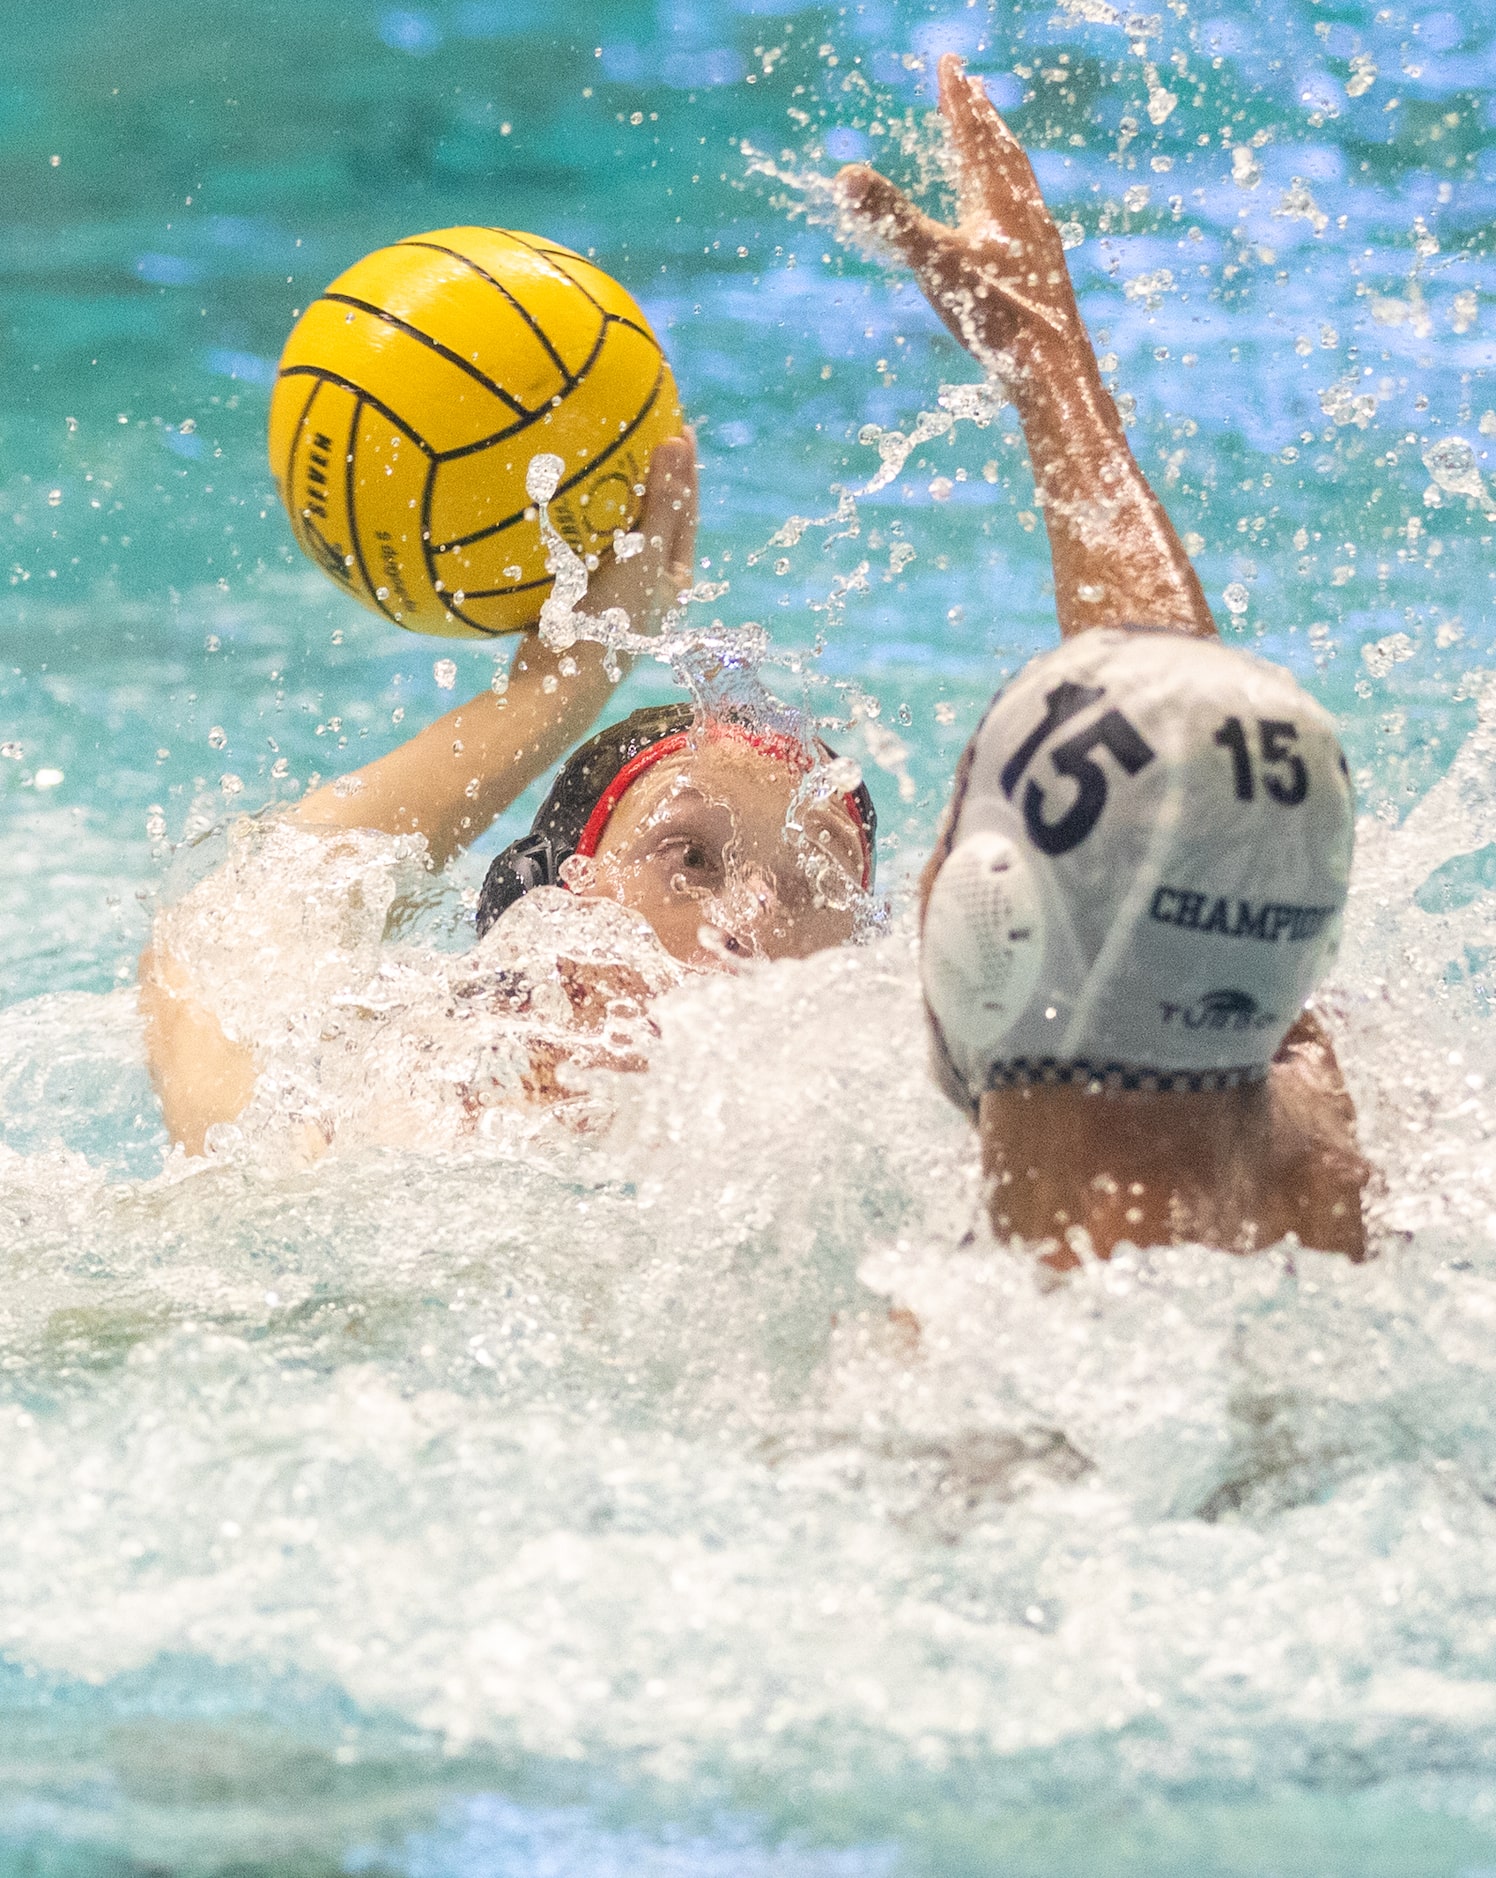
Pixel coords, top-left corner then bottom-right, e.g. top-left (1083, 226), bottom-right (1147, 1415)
top-left (921, 629), bottom-right (1354, 1111)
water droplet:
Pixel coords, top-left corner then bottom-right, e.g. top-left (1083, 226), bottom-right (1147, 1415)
top-left (1423, 436), bottom-right (1490, 506)
top-left (525, 453), bottom-right (565, 506)
top-left (433, 658), bottom-right (458, 691)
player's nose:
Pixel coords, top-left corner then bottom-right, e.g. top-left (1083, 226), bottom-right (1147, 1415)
top-left (703, 867), bottom-right (780, 952)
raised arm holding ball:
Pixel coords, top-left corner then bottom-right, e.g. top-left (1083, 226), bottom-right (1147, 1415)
top-left (838, 56), bottom-right (1369, 1262)
top-left (141, 241), bottom-right (875, 1154)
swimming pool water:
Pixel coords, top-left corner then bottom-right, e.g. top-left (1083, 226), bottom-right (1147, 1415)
top-left (5, 0), bottom-right (1496, 1870)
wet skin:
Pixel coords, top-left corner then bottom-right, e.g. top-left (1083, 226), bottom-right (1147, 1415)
top-left (841, 55), bottom-right (1370, 1261)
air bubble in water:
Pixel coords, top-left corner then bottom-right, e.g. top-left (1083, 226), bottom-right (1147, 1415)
top-left (434, 659), bottom-right (458, 691)
top-left (1222, 582), bottom-right (1250, 616)
top-left (208, 726), bottom-right (227, 750)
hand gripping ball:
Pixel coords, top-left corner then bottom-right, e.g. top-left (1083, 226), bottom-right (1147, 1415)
top-left (267, 228), bottom-right (683, 637)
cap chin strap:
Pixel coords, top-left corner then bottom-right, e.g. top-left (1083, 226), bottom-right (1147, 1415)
top-left (570, 722), bottom-right (874, 890)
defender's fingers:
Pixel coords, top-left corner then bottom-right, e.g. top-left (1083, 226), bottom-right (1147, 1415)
top-left (835, 163), bottom-right (951, 272)
top-left (937, 56), bottom-right (1010, 227)
top-left (938, 55), bottom-right (1042, 228)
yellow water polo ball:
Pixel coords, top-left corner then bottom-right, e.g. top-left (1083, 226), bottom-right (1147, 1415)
top-left (267, 227), bottom-right (683, 637)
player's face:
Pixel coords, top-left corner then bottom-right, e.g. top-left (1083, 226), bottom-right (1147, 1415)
top-left (587, 743), bottom-right (866, 968)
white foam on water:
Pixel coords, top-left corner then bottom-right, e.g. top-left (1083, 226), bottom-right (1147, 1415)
top-left (1, 689), bottom-right (1496, 1860)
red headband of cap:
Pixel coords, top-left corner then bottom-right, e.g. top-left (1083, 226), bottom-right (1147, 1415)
top-left (570, 722), bottom-right (873, 890)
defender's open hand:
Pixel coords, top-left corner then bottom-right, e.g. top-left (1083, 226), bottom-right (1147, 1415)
top-left (836, 54), bottom-right (1085, 371)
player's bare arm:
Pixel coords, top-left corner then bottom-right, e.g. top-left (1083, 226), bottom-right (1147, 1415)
top-left (139, 436), bottom-right (698, 1155)
top-left (836, 53), bottom-right (1212, 641)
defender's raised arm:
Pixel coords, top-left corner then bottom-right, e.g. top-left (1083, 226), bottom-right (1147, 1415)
top-left (836, 54), bottom-right (1213, 642)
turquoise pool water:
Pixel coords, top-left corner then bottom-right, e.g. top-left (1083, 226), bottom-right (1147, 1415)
top-left (5, 0), bottom-right (1496, 1870)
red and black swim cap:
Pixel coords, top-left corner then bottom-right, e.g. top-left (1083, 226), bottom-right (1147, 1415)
top-left (476, 704), bottom-right (877, 937)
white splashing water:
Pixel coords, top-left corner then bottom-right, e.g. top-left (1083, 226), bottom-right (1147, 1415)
top-left (2, 677), bottom-right (1496, 1863)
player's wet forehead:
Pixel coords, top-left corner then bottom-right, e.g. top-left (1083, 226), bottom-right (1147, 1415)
top-left (599, 740), bottom-right (861, 852)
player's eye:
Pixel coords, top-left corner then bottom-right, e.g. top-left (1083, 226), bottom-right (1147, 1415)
top-left (656, 835), bottom-right (722, 885)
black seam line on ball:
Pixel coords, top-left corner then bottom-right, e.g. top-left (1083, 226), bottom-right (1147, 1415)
top-left (418, 456), bottom-right (522, 638)
top-left (275, 367), bottom-right (439, 458)
top-left (496, 229), bottom-right (609, 318)
top-left (318, 293), bottom-right (535, 420)
top-left (522, 250), bottom-right (658, 351)
top-left (345, 395), bottom-right (401, 625)
top-left (452, 573), bottom-right (553, 601)
top-left (594, 312), bottom-right (658, 347)
top-left (419, 454), bottom-right (442, 623)
top-left (287, 382), bottom-right (350, 588)
top-left (396, 241), bottom-right (579, 388)
top-left (281, 373), bottom-right (323, 514)
top-left (432, 311), bottom-right (652, 468)
top-left (428, 361), bottom-right (665, 554)
top-left (500, 236), bottom-right (671, 352)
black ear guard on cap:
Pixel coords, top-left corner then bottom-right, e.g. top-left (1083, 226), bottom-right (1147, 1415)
top-left (475, 832), bottom-right (569, 932)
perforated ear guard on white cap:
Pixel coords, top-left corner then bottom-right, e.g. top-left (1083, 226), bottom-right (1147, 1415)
top-left (922, 629), bottom-right (1354, 1111)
